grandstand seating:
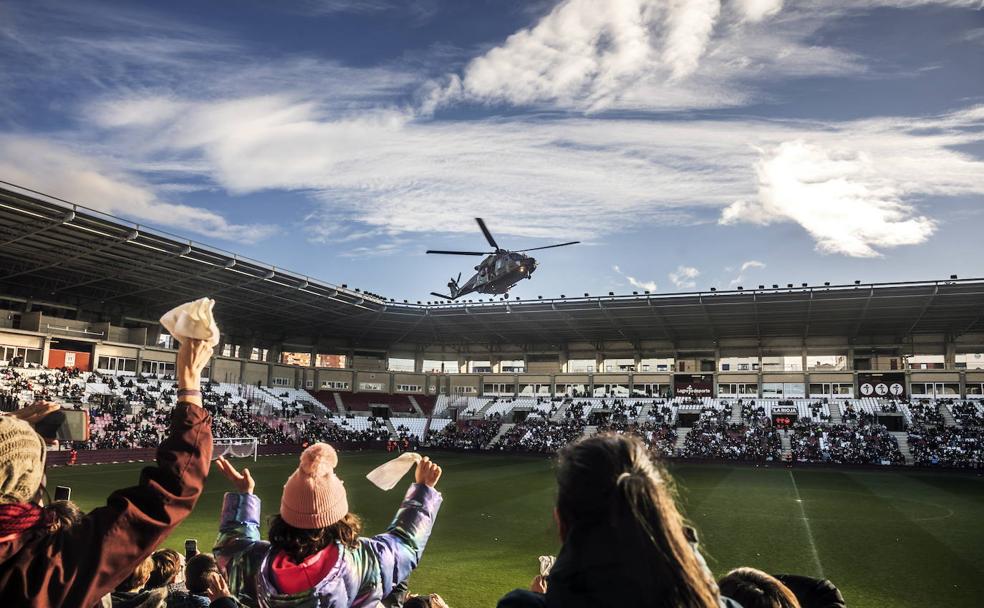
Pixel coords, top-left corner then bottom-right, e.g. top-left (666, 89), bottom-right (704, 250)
top-left (2, 363), bottom-right (980, 468)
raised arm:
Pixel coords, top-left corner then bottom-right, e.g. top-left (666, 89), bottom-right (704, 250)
top-left (55, 339), bottom-right (214, 607)
top-left (212, 456), bottom-right (266, 599)
top-left (356, 458), bottom-right (444, 599)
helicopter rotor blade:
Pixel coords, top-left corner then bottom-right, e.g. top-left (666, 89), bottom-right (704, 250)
top-left (515, 241), bottom-right (580, 253)
top-left (425, 250), bottom-right (490, 256)
top-left (476, 218), bottom-right (500, 250)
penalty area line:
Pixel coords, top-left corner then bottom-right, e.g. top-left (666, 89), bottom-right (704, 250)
top-left (788, 469), bottom-right (825, 579)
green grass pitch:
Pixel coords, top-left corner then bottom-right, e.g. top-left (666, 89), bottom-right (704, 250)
top-left (48, 452), bottom-right (984, 607)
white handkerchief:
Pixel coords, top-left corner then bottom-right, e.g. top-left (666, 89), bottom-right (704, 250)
top-left (366, 452), bottom-right (422, 490)
top-left (159, 297), bottom-right (220, 346)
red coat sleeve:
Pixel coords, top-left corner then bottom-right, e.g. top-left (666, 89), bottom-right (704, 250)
top-left (0, 402), bottom-right (213, 608)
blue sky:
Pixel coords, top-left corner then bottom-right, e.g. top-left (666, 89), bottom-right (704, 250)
top-left (1, 0), bottom-right (982, 301)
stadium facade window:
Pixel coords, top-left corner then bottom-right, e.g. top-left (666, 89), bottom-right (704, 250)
top-left (316, 354), bottom-right (346, 368)
top-left (96, 356), bottom-right (137, 373)
top-left (566, 359), bottom-right (595, 373)
top-left (718, 383), bottom-right (758, 397)
top-left (321, 380), bottom-right (350, 390)
top-left (632, 383), bottom-right (667, 397)
top-left (518, 383), bottom-right (550, 395)
top-left (965, 383), bottom-right (984, 396)
top-left (760, 356), bottom-right (802, 372)
top-left (141, 360), bottom-right (175, 376)
top-left (483, 383), bottom-right (515, 396)
top-left (423, 359), bottom-right (459, 374)
top-left (911, 382), bottom-right (959, 397)
top-left (396, 384), bottom-right (421, 392)
top-left (468, 360), bottom-right (491, 373)
top-left (594, 383), bottom-right (629, 397)
top-left (388, 357), bottom-right (415, 372)
top-left (359, 382), bottom-right (385, 391)
top-left (640, 357), bottom-right (674, 372)
top-left (280, 351), bottom-right (312, 367)
top-left (956, 353), bottom-right (984, 369)
top-left (272, 377), bottom-right (291, 387)
top-left (604, 358), bottom-right (636, 372)
top-left (249, 347), bottom-right (268, 362)
top-left (305, 379), bottom-right (314, 389)
top-left (809, 382), bottom-right (853, 397)
top-left (807, 355), bottom-right (847, 371)
top-left (157, 334), bottom-right (175, 350)
top-left (719, 356), bottom-right (759, 372)
top-left (501, 359), bottom-right (525, 373)
top-left (0, 346), bottom-right (43, 365)
top-left (906, 354), bottom-right (945, 370)
top-left (557, 383), bottom-right (588, 397)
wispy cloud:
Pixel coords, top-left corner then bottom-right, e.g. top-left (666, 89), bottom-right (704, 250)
top-left (0, 136), bottom-right (276, 242)
top-left (669, 265), bottom-right (700, 289)
top-left (614, 265), bottom-right (657, 292)
top-left (728, 260), bottom-right (766, 287)
top-left (720, 140), bottom-right (938, 257)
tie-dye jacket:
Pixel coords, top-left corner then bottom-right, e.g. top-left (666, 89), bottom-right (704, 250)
top-left (214, 484), bottom-right (442, 608)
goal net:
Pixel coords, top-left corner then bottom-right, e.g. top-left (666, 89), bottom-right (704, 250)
top-left (214, 437), bottom-right (258, 461)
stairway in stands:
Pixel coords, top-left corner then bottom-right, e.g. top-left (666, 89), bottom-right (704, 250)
top-left (385, 419), bottom-right (397, 437)
top-left (938, 402), bottom-right (957, 427)
top-left (780, 430), bottom-right (793, 460)
top-left (891, 431), bottom-right (914, 465)
top-left (332, 393), bottom-right (347, 415)
top-left (487, 423), bottom-right (515, 448)
top-left (407, 395), bottom-right (425, 416)
top-left (581, 425), bottom-right (598, 439)
top-left (828, 402), bottom-right (843, 424)
top-left (674, 427), bottom-right (691, 454)
top-left (550, 401), bottom-right (571, 422)
top-left (730, 401), bottom-right (742, 424)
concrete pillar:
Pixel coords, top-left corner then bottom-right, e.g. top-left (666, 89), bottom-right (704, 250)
top-left (559, 350), bottom-right (569, 374)
top-left (944, 341), bottom-right (957, 369)
top-left (491, 356), bottom-right (502, 374)
top-left (414, 352), bottom-right (424, 373)
top-left (595, 352), bottom-right (605, 373)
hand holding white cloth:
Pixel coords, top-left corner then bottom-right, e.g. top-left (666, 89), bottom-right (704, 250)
top-left (159, 297), bottom-right (220, 347)
top-left (366, 452), bottom-right (422, 490)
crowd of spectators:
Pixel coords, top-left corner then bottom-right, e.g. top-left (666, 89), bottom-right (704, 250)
top-left (949, 401), bottom-right (984, 427)
top-left (908, 426), bottom-right (983, 468)
top-left (425, 420), bottom-right (501, 449)
top-left (790, 421), bottom-right (904, 465)
top-left (491, 415), bottom-right (586, 453)
top-left (906, 400), bottom-right (945, 425)
top-left (681, 412), bottom-right (781, 462)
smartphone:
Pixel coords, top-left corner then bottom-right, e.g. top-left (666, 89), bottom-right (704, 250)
top-left (34, 410), bottom-right (90, 442)
top-left (185, 538), bottom-right (199, 559)
top-left (54, 486), bottom-right (71, 502)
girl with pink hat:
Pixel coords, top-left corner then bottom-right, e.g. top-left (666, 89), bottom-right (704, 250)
top-left (213, 444), bottom-right (443, 607)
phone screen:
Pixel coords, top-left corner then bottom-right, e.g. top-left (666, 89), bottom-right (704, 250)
top-left (35, 410), bottom-right (90, 442)
top-left (185, 539), bottom-right (199, 559)
top-left (54, 486), bottom-right (71, 501)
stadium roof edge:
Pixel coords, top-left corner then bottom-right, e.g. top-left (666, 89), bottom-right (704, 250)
top-left (2, 182), bottom-right (983, 348)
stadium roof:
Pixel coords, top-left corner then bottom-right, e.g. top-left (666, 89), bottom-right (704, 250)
top-left (2, 182), bottom-right (983, 350)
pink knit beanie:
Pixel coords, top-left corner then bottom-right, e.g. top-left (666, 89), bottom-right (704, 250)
top-left (280, 443), bottom-right (348, 529)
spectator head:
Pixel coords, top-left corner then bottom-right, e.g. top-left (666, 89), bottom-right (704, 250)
top-left (404, 594), bottom-right (450, 608)
top-left (116, 556), bottom-right (155, 592)
top-left (553, 433), bottom-right (720, 608)
top-left (718, 568), bottom-right (800, 608)
top-left (0, 416), bottom-right (46, 505)
top-left (185, 553), bottom-right (221, 595)
top-left (269, 443), bottom-right (362, 562)
top-left (145, 548), bottom-right (183, 589)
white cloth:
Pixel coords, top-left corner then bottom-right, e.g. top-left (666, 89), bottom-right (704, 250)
top-left (159, 297), bottom-right (220, 346)
top-left (366, 452), bottom-right (422, 490)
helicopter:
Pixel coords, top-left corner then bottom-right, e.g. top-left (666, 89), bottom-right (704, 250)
top-left (426, 218), bottom-right (579, 301)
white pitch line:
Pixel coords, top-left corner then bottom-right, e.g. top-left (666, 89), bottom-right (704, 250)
top-left (788, 470), bottom-right (825, 579)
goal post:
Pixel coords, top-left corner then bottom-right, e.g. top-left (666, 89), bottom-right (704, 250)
top-left (214, 437), bottom-right (259, 462)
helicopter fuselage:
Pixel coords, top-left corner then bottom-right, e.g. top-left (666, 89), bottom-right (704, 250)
top-left (456, 252), bottom-right (537, 297)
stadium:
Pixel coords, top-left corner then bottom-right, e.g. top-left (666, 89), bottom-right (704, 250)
top-left (3, 2), bottom-right (984, 607)
top-left (2, 182), bottom-right (983, 607)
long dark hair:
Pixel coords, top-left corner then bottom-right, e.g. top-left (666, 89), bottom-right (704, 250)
top-left (555, 433), bottom-right (720, 608)
top-left (268, 512), bottom-right (362, 562)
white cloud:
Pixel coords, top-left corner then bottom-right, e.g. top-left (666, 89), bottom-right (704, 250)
top-left (614, 265), bottom-right (658, 292)
top-left (734, 0), bottom-right (784, 22)
top-left (669, 265), bottom-right (700, 289)
top-left (720, 140), bottom-right (938, 257)
top-left (729, 260), bottom-right (766, 287)
top-left (0, 136), bottom-right (276, 242)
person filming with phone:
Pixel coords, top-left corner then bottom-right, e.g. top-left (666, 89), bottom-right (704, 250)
top-left (0, 338), bottom-right (214, 608)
